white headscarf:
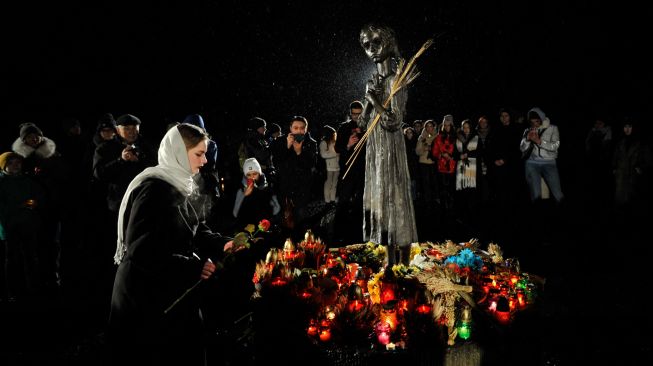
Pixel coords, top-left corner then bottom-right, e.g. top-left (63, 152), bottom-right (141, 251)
top-left (114, 126), bottom-right (195, 264)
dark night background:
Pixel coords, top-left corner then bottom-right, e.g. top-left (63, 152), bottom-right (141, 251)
top-left (2, 1), bottom-right (652, 365)
top-left (3, 0), bottom-right (650, 147)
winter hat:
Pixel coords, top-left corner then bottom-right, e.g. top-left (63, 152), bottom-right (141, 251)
top-left (243, 157), bottom-right (262, 175)
top-left (183, 114), bottom-right (205, 130)
top-left (97, 113), bottom-right (117, 130)
top-left (19, 123), bottom-right (44, 140)
top-left (116, 114), bottom-right (141, 126)
top-left (0, 152), bottom-right (20, 171)
top-left (247, 117), bottom-right (266, 130)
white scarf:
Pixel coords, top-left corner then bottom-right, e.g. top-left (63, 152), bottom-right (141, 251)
top-left (114, 127), bottom-right (195, 264)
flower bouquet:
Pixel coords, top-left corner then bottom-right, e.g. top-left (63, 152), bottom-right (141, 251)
top-left (164, 219), bottom-right (270, 314)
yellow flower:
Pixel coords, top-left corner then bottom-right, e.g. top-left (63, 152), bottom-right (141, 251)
top-left (410, 243), bottom-right (422, 261)
top-left (244, 224), bottom-right (256, 234)
top-left (367, 271), bottom-right (384, 304)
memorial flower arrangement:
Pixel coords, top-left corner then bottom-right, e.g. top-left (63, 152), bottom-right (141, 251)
top-left (248, 231), bottom-right (543, 353)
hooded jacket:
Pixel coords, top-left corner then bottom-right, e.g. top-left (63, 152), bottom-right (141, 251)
top-left (519, 107), bottom-right (560, 161)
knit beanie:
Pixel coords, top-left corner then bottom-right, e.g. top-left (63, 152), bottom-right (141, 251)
top-left (0, 152), bottom-right (20, 171)
top-left (116, 114), bottom-right (141, 126)
top-left (442, 114), bottom-right (454, 126)
top-left (19, 123), bottom-right (44, 140)
top-left (243, 158), bottom-right (262, 175)
top-left (183, 114), bottom-right (205, 130)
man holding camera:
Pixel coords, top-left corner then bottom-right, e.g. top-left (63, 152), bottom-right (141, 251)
top-left (334, 100), bottom-right (366, 245)
top-left (91, 113), bottom-right (156, 319)
top-left (93, 114), bottom-right (157, 214)
top-left (93, 114), bottom-right (157, 223)
top-left (270, 116), bottom-right (317, 236)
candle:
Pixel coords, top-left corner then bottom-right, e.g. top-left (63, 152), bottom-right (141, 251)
top-left (517, 290), bottom-right (525, 307)
top-left (396, 299), bottom-right (408, 316)
top-left (495, 296), bottom-right (511, 324)
top-left (495, 310), bottom-right (510, 324)
top-left (347, 263), bottom-right (359, 283)
top-left (458, 305), bottom-right (472, 340)
top-left (415, 304), bottom-right (432, 315)
top-left (307, 325), bottom-right (318, 336)
top-left (325, 309), bottom-right (336, 321)
top-left (270, 277), bottom-right (287, 286)
top-left (347, 300), bottom-right (365, 312)
top-left (377, 331), bottom-right (390, 345)
top-left (457, 322), bottom-right (471, 340)
top-left (488, 300), bottom-right (497, 312)
top-left (283, 251), bottom-right (296, 261)
top-left (380, 279), bottom-right (396, 304)
top-left (319, 328), bottom-right (331, 342)
top-left (380, 308), bottom-right (398, 331)
top-left (510, 275), bottom-right (519, 285)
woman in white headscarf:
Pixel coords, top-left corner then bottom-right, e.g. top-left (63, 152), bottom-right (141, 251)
top-left (109, 123), bottom-right (226, 366)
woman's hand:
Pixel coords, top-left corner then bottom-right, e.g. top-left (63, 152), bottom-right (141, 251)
top-left (201, 259), bottom-right (216, 280)
top-left (223, 240), bottom-right (234, 252)
top-left (223, 240), bottom-right (247, 253)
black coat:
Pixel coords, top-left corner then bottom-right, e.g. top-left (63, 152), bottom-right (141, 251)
top-left (93, 137), bottom-right (157, 212)
top-left (271, 133), bottom-right (317, 209)
top-left (109, 178), bottom-right (225, 365)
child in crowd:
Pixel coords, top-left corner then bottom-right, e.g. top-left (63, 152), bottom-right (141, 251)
top-left (233, 158), bottom-right (280, 229)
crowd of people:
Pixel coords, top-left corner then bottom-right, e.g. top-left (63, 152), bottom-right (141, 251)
top-left (0, 104), bottom-right (651, 364)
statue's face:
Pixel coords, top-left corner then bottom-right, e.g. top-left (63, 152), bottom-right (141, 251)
top-left (361, 29), bottom-right (389, 63)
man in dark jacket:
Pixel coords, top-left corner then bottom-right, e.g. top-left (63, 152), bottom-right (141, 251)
top-left (334, 101), bottom-right (366, 244)
top-left (92, 114), bottom-right (156, 298)
top-left (93, 114), bottom-right (157, 213)
top-left (270, 116), bottom-right (316, 237)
